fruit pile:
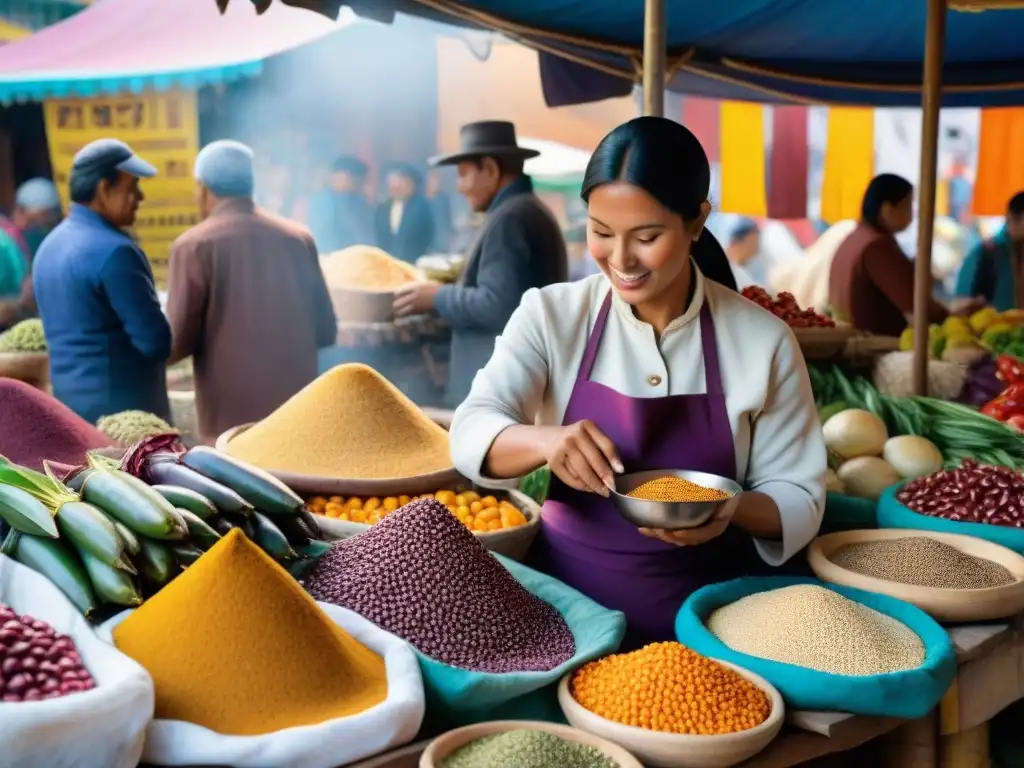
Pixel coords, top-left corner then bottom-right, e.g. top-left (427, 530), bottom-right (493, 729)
top-left (309, 489), bottom-right (529, 533)
top-left (741, 286), bottom-right (836, 328)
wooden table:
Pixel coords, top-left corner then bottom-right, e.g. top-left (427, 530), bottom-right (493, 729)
top-left (349, 620), bottom-right (1024, 768)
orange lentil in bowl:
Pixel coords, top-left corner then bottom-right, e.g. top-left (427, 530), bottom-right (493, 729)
top-left (570, 642), bottom-right (771, 735)
top-left (626, 477), bottom-right (730, 503)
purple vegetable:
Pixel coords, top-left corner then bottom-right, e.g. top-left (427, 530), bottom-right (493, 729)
top-left (957, 356), bottom-right (1005, 407)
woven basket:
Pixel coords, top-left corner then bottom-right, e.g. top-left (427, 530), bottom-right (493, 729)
top-left (792, 324), bottom-right (858, 360)
top-left (0, 351), bottom-right (49, 389)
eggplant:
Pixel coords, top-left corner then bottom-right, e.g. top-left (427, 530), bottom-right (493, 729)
top-left (181, 447), bottom-right (303, 516)
top-left (145, 460), bottom-right (254, 515)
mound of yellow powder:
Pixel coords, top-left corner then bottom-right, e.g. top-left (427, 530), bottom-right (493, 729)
top-left (226, 363), bottom-right (452, 479)
top-left (321, 245), bottom-right (421, 291)
top-left (112, 529), bottom-right (388, 735)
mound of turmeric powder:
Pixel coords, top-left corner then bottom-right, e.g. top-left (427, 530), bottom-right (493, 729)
top-left (321, 245), bottom-right (421, 291)
top-left (112, 529), bottom-right (388, 735)
top-left (226, 363), bottom-right (452, 479)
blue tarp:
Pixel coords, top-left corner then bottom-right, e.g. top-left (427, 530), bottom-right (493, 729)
top-left (279, 0), bottom-right (1024, 107)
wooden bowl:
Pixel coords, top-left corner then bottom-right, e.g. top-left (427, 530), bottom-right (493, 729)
top-left (420, 720), bottom-right (643, 768)
top-left (792, 324), bottom-right (857, 360)
top-left (558, 661), bottom-right (784, 768)
top-left (313, 489), bottom-right (542, 562)
top-left (808, 529), bottom-right (1024, 623)
top-left (215, 423), bottom-right (461, 497)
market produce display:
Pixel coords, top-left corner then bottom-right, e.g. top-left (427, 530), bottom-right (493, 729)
top-left (303, 498), bottom-right (575, 673)
top-left (981, 356), bottom-right (1024, 431)
top-left (570, 642), bottom-right (771, 735)
top-left (0, 319), bottom-right (46, 352)
top-left (321, 245), bottom-right (421, 291)
top-left (112, 529), bottom-right (388, 735)
top-left (96, 410), bottom-right (177, 446)
top-left (225, 364), bottom-right (452, 480)
top-left (810, 364), bottom-right (1024, 470)
top-left (625, 476), bottom-right (730, 502)
top-left (821, 407), bottom-right (943, 500)
top-left (439, 730), bottom-right (618, 768)
top-left (0, 602), bottom-right (94, 702)
top-left (707, 584), bottom-right (925, 676)
top-left (741, 286), bottom-right (835, 328)
top-left (872, 351), bottom-right (969, 401)
top-left (0, 436), bottom-right (329, 617)
top-left (308, 488), bottom-right (529, 532)
top-left (829, 536), bottom-right (1015, 589)
top-left (897, 460), bottom-right (1024, 528)
top-left (0, 380), bottom-right (113, 471)
top-left (897, 310), bottom-right (1024, 361)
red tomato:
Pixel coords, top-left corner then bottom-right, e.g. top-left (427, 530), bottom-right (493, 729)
top-left (1006, 414), bottom-right (1024, 432)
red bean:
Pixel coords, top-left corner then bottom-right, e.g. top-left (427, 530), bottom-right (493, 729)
top-left (899, 461), bottom-right (1024, 528)
top-left (0, 602), bottom-right (94, 703)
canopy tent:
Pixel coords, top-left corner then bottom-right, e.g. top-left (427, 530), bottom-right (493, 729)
top-left (235, 0), bottom-right (1024, 108)
top-left (0, 0), bottom-right (349, 103)
top-left (0, 18), bottom-right (30, 42)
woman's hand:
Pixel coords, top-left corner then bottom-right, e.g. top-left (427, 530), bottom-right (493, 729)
top-left (639, 493), bottom-right (742, 546)
top-left (540, 420), bottom-right (624, 497)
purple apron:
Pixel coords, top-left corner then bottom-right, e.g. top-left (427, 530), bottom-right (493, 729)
top-left (529, 291), bottom-right (759, 650)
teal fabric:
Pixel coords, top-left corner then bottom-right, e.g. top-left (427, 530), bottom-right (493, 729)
top-left (0, 62), bottom-right (264, 104)
top-left (877, 484), bottom-right (1024, 552)
top-left (414, 553), bottom-right (626, 729)
top-left (956, 228), bottom-right (1018, 312)
top-left (0, 230), bottom-right (26, 298)
top-left (675, 576), bottom-right (956, 719)
top-left (821, 492), bottom-right (878, 534)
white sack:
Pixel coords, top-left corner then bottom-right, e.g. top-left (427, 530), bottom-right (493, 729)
top-left (0, 554), bottom-right (154, 768)
top-left (100, 602), bottom-right (425, 768)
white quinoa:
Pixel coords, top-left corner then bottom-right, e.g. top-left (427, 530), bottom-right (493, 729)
top-left (707, 584), bottom-right (925, 676)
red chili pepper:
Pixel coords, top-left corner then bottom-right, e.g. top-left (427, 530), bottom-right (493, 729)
top-left (1006, 414), bottom-right (1024, 432)
top-left (996, 355), bottom-right (1024, 385)
top-left (982, 399), bottom-right (1008, 420)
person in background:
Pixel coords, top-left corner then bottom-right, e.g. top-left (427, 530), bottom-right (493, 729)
top-left (829, 173), bottom-right (981, 337)
top-left (33, 139), bottom-right (171, 422)
top-left (374, 163), bottom-right (435, 263)
top-left (448, 117), bottom-right (824, 649)
top-left (725, 218), bottom-right (762, 289)
top-left (425, 168), bottom-right (453, 252)
top-left (393, 121), bottom-right (569, 407)
top-left (0, 179), bottom-right (64, 330)
top-left (308, 155), bottom-right (374, 254)
top-left (955, 191), bottom-right (1024, 312)
top-left (257, 154), bottom-right (301, 221)
top-left (165, 141), bottom-right (337, 445)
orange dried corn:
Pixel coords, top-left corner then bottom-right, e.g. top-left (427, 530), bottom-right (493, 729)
top-left (307, 489), bottom-right (528, 532)
top-left (627, 477), bottom-right (730, 503)
top-left (571, 642), bottom-right (771, 735)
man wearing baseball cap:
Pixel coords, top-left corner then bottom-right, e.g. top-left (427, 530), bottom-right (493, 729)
top-left (33, 138), bottom-right (172, 423)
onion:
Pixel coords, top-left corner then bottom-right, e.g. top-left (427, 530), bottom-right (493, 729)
top-left (837, 456), bottom-right (903, 501)
top-left (823, 409), bottom-right (889, 460)
top-left (883, 436), bottom-right (945, 480)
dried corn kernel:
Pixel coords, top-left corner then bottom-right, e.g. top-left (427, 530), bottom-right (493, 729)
top-left (627, 477), bottom-right (730, 503)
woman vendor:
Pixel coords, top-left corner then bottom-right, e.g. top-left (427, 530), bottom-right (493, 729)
top-left (829, 173), bottom-right (981, 336)
top-left (449, 117), bottom-right (827, 649)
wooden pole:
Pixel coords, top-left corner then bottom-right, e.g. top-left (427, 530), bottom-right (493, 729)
top-left (912, 0), bottom-right (948, 396)
top-left (642, 0), bottom-right (666, 117)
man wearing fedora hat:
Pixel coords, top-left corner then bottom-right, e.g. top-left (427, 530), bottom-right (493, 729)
top-left (394, 120), bottom-right (568, 406)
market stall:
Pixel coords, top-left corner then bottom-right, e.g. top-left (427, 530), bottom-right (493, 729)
top-left (0, 356), bottom-right (1022, 767)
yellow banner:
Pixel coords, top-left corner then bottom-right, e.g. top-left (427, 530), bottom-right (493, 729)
top-left (43, 90), bottom-right (200, 289)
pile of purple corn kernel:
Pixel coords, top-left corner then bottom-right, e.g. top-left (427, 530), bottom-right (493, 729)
top-left (303, 498), bottom-right (576, 673)
top-left (0, 603), bottom-right (95, 702)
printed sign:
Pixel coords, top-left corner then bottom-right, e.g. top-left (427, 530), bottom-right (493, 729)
top-left (43, 90), bottom-right (200, 288)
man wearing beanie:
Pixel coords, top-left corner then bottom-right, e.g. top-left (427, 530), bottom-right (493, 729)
top-left (165, 140), bottom-right (336, 444)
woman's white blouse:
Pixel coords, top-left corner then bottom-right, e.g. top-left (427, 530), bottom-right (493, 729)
top-left (449, 266), bottom-right (828, 566)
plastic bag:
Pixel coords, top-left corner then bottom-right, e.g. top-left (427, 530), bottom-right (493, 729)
top-left (100, 603), bottom-right (424, 768)
top-left (877, 484), bottom-right (1024, 553)
top-left (417, 554), bottom-right (626, 725)
top-left (675, 575), bottom-right (956, 719)
top-left (0, 555), bottom-right (153, 768)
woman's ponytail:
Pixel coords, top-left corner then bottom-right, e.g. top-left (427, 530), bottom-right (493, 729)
top-left (691, 230), bottom-right (737, 291)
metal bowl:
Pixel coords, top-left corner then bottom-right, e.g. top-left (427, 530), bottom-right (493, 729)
top-left (610, 469), bottom-right (742, 530)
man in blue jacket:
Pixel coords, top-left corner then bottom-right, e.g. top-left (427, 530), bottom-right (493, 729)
top-left (956, 191), bottom-right (1024, 312)
top-left (33, 139), bottom-right (172, 422)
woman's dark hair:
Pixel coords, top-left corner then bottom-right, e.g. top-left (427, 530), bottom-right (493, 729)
top-left (581, 116), bottom-right (737, 291)
top-left (861, 173), bottom-right (913, 229)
